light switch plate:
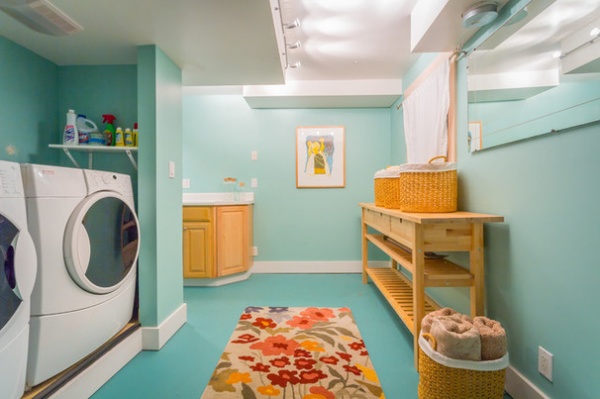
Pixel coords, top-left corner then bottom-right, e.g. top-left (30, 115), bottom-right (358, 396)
top-left (168, 161), bottom-right (175, 178)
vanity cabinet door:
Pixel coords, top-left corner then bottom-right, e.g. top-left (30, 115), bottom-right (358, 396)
top-left (183, 221), bottom-right (215, 278)
top-left (216, 206), bottom-right (249, 276)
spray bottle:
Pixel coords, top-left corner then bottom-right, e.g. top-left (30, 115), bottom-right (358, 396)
top-left (102, 114), bottom-right (117, 146)
top-left (62, 109), bottom-right (78, 145)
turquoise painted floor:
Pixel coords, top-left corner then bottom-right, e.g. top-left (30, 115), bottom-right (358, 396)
top-left (91, 273), bottom-right (511, 398)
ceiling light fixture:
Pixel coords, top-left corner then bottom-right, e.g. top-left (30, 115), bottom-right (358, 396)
top-left (591, 27), bottom-right (600, 37)
top-left (287, 61), bottom-right (301, 69)
top-left (284, 18), bottom-right (300, 30)
top-left (0, 0), bottom-right (83, 35)
top-left (462, 2), bottom-right (499, 29)
top-left (287, 40), bottom-right (302, 50)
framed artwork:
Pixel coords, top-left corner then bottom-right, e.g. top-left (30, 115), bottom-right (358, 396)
top-left (468, 121), bottom-right (482, 153)
top-left (296, 126), bottom-right (345, 188)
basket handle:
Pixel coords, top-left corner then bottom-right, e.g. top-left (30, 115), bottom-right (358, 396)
top-left (422, 332), bottom-right (437, 350)
top-left (428, 155), bottom-right (447, 164)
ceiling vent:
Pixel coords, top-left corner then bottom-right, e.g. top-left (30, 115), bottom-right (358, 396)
top-left (0, 0), bottom-right (83, 36)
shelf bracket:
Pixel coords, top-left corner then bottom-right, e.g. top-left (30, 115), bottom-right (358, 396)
top-left (125, 149), bottom-right (138, 170)
top-left (62, 148), bottom-right (81, 168)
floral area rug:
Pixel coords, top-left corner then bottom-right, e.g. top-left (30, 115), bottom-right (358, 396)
top-left (200, 306), bottom-right (384, 399)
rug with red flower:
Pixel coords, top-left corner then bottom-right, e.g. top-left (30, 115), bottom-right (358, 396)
top-left (200, 306), bottom-right (384, 399)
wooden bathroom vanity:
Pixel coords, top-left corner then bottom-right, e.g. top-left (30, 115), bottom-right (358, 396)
top-left (359, 203), bottom-right (503, 366)
top-left (183, 204), bottom-right (253, 279)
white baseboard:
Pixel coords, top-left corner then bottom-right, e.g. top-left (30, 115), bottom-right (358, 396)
top-left (141, 303), bottom-right (187, 351)
top-left (505, 365), bottom-right (549, 399)
top-left (184, 270), bottom-right (252, 287)
top-left (51, 329), bottom-right (142, 399)
top-left (251, 261), bottom-right (388, 273)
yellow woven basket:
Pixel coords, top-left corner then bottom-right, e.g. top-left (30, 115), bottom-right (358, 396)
top-left (399, 156), bottom-right (457, 213)
top-left (380, 177), bottom-right (402, 209)
top-left (374, 177), bottom-right (385, 207)
top-left (418, 333), bottom-right (507, 399)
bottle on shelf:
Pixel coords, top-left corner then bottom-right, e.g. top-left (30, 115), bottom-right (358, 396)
top-left (102, 114), bottom-right (117, 146)
top-left (133, 123), bottom-right (139, 147)
top-left (124, 128), bottom-right (133, 146)
top-left (114, 127), bottom-right (125, 146)
top-left (62, 109), bottom-right (78, 145)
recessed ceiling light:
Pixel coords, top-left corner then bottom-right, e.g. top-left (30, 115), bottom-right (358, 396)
top-left (552, 51), bottom-right (562, 59)
top-left (462, 2), bottom-right (499, 29)
top-left (591, 27), bottom-right (600, 37)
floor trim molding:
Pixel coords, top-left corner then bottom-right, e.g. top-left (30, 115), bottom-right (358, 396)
top-left (141, 303), bottom-right (187, 351)
top-left (51, 329), bottom-right (142, 399)
top-left (251, 261), bottom-right (388, 273)
top-left (505, 365), bottom-right (549, 399)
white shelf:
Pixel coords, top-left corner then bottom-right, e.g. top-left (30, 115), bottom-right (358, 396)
top-left (49, 144), bottom-right (138, 170)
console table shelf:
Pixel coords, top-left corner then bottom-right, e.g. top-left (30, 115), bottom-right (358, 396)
top-left (359, 203), bottom-right (504, 368)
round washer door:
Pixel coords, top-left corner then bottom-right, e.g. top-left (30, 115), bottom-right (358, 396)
top-left (64, 191), bottom-right (140, 294)
top-left (1, 214), bottom-right (22, 331)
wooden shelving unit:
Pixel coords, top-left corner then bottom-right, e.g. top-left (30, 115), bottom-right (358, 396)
top-left (359, 203), bottom-right (504, 368)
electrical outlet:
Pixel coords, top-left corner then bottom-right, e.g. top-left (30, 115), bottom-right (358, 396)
top-left (251, 178), bottom-right (258, 188)
top-left (252, 246), bottom-right (258, 256)
top-left (182, 179), bottom-right (190, 189)
top-left (251, 150), bottom-right (258, 160)
top-left (538, 346), bottom-right (553, 381)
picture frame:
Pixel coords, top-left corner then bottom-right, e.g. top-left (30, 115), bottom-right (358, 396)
top-left (296, 126), bottom-right (345, 188)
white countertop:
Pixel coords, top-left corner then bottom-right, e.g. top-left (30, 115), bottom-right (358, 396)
top-left (182, 192), bottom-right (254, 206)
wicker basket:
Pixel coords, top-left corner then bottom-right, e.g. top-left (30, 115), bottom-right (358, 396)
top-left (418, 333), bottom-right (508, 399)
top-left (373, 168), bottom-right (402, 209)
top-left (399, 156), bottom-right (457, 213)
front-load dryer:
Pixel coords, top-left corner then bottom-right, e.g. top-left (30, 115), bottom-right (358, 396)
top-left (0, 160), bottom-right (37, 399)
top-left (22, 164), bottom-right (140, 386)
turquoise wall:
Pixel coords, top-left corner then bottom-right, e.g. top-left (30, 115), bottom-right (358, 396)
top-left (456, 57), bottom-right (600, 398)
top-left (182, 94), bottom-right (391, 261)
top-left (137, 45), bottom-right (184, 326)
top-left (394, 51), bottom-right (600, 398)
top-left (0, 35), bottom-right (57, 165)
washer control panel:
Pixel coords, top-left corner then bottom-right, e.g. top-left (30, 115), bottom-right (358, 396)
top-left (83, 169), bottom-right (133, 197)
top-left (0, 160), bottom-right (23, 197)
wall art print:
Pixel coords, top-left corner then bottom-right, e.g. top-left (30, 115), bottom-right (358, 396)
top-left (296, 126), bottom-right (345, 188)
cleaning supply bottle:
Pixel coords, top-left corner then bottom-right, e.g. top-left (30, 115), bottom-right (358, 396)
top-left (102, 114), bottom-right (116, 146)
top-left (62, 109), bottom-right (78, 145)
top-left (124, 128), bottom-right (134, 146)
top-left (114, 127), bottom-right (125, 146)
top-left (133, 123), bottom-right (139, 147)
top-left (77, 114), bottom-right (101, 145)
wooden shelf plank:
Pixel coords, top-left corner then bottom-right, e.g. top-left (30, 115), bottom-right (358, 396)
top-left (366, 267), bottom-right (439, 334)
top-left (365, 234), bottom-right (473, 287)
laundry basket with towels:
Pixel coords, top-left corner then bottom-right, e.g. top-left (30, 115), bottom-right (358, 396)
top-left (418, 308), bottom-right (509, 399)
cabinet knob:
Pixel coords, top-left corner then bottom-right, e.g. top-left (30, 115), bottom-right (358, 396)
top-left (182, 227), bottom-right (187, 231)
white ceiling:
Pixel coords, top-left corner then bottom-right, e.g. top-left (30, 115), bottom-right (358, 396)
top-left (1, 0), bottom-right (599, 107)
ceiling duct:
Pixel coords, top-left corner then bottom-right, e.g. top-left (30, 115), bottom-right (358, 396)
top-left (0, 0), bottom-right (83, 36)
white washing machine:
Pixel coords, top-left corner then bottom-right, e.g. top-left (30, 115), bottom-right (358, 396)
top-left (22, 164), bottom-right (140, 386)
top-left (0, 160), bottom-right (37, 399)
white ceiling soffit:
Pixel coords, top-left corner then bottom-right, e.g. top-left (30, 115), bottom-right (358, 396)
top-left (561, 18), bottom-right (600, 74)
top-left (468, 69), bottom-right (559, 102)
top-left (411, 0), bottom-right (511, 53)
top-left (242, 80), bottom-right (403, 109)
top-left (0, 0), bottom-right (284, 86)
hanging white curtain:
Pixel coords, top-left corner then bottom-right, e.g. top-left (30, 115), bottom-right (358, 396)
top-left (403, 59), bottom-right (450, 164)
